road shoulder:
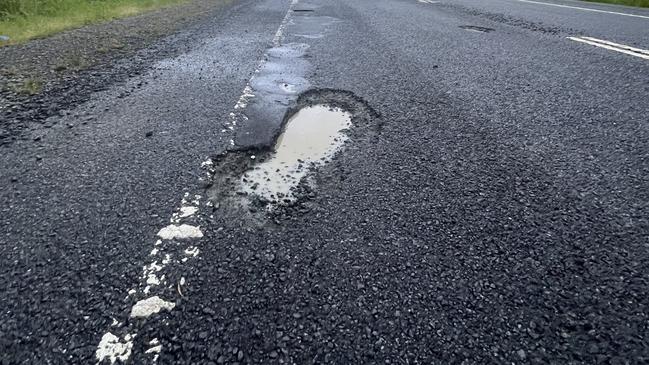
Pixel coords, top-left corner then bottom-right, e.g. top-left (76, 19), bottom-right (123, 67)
top-left (0, 0), bottom-right (234, 147)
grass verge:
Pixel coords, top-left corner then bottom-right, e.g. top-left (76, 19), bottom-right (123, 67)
top-left (583, 0), bottom-right (649, 7)
top-left (10, 77), bottom-right (43, 95)
top-left (0, 0), bottom-right (188, 44)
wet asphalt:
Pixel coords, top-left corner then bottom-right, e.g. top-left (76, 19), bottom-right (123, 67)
top-left (2, 0), bottom-right (649, 363)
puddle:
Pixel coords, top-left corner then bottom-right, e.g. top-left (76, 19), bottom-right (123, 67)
top-left (206, 89), bottom-right (378, 220)
top-left (240, 105), bottom-right (351, 203)
top-left (280, 82), bottom-right (298, 93)
top-left (459, 25), bottom-right (495, 33)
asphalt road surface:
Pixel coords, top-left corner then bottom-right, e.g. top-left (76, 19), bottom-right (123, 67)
top-left (2, 0), bottom-right (649, 363)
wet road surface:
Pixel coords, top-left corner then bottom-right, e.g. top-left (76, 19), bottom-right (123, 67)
top-left (1, 0), bottom-right (648, 363)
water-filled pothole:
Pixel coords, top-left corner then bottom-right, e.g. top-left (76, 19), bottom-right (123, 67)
top-left (240, 105), bottom-right (351, 203)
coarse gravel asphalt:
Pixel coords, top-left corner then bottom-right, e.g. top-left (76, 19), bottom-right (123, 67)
top-left (1, 0), bottom-right (648, 363)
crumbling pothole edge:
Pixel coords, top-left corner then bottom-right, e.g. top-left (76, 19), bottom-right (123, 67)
top-left (205, 88), bottom-right (380, 222)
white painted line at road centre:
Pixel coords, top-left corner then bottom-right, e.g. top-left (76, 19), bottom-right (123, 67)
top-left (579, 36), bottom-right (649, 56)
top-left (568, 36), bottom-right (649, 60)
top-left (516, 0), bottom-right (649, 19)
top-left (94, 0), bottom-right (301, 363)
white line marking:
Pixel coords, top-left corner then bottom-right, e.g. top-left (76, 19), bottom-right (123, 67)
top-left (184, 246), bottom-right (200, 257)
top-left (579, 36), bottom-right (649, 56)
top-left (156, 224), bottom-right (203, 240)
top-left (417, 0), bottom-right (440, 3)
top-left (516, 0), bottom-right (649, 19)
top-left (130, 296), bottom-right (176, 318)
top-left (145, 345), bottom-right (162, 354)
top-left (96, 333), bottom-right (133, 363)
top-left (177, 206), bottom-right (198, 218)
top-left (227, 0), bottom-right (297, 127)
top-left (94, 1), bottom-right (301, 363)
top-left (568, 36), bottom-right (649, 60)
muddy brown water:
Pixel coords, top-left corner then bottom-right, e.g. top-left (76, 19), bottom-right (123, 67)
top-left (240, 104), bottom-right (351, 202)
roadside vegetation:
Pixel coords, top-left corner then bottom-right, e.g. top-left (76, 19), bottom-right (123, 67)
top-left (0, 0), bottom-right (188, 44)
top-left (584, 0), bottom-right (649, 7)
top-left (13, 77), bottom-right (43, 95)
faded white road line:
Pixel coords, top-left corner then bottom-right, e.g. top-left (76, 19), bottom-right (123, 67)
top-left (578, 36), bottom-right (649, 56)
top-left (568, 36), bottom-right (649, 60)
top-left (95, 193), bottom-right (204, 364)
top-left (94, 0), bottom-right (301, 363)
top-left (418, 0), bottom-right (440, 3)
top-left (516, 0), bottom-right (649, 19)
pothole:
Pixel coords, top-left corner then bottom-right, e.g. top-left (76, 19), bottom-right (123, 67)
top-left (239, 104), bottom-right (351, 204)
top-left (459, 25), bottom-right (495, 33)
top-left (206, 89), bottom-right (379, 220)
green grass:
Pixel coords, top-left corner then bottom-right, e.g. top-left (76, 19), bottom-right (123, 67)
top-left (0, 0), bottom-right (188, 44)
top-left (11, 77), bottom-right (43, 94)
top-left (583, 0), bottom-right (649, 7)
top-left (53, 52), bottom-right (89, 71)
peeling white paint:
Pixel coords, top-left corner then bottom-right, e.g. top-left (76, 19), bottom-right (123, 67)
top-left (171, 197), bottom-right (200, 223)
top-left (234, 85), bottom-right (255, 110)
top-left (176, 206), bottom-right (198, 219)
top-left (95, 0), bottom-right (300, 362)
top-left (184, 246), bottom-right (200, 257)
top-left (130, 296), bottom-right (175, 318)
top-left (157, 224), bottom-right (203, 240)
top-left (96, 332), bottom-right (133, 364)
top-left (145, 345), bottom-right (162, 354)
top-left (144, 261), bottom-right (162, 276)
top-left (272, 0), bottom-right (299, 46)
top-left (145, 338), bottom-right (162, 362)
top-left (146, 273), bottom-right (160, 286)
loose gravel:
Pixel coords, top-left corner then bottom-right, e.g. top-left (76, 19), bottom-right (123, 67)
top-left (0, 0), bottom-right (232, 146)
